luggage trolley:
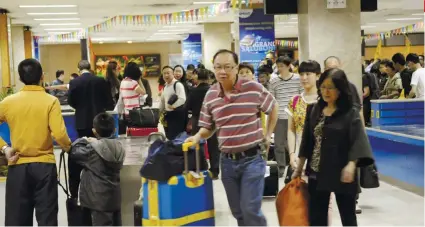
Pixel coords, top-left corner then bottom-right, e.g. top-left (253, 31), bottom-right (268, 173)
top-left (118, 133), bottom-right (165, 226)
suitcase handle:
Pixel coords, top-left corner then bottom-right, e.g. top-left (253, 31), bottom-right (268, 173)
top-left (182, 142), bottom-right (201, 174)
top-left (147, 132), bottom-right (166, 142)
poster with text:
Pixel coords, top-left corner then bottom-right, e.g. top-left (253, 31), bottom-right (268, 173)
top-left (239, 8), bottom-right (275, 74)
top-left (182, 34), bottom-right (203, 69)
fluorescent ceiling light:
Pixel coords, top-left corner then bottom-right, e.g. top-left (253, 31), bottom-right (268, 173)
top-left (40, 23), bottom-right (81, 26)
top-left (44, 28), bottom-right (82, 31)
top-left (387, 18), bottom-right (422, 21)
top-left (35, 18), bottom-right (80, 21)
top-left (193, 1), bottom-right (226, 4)
top-left (157, 29), bottom-right (189, 32)
top-left (152, 33), bottom-right (181, 35)
top-left (361, 25), bottom-right (376, 28)
top-left (20, 5), bottom-right (77, 8)
top-left (368, 22), bottom-right (397, 25)
top-left (28, 12), bottom-right (78, 15)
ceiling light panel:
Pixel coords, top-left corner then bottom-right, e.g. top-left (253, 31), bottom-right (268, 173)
top-left (387, 18), bottom-right (422, 21)
top-left (40, 23), bottom-right (81, 26)
top-left (44, 28), bottom-right (82, 31)
top-left (34, 18), bottom-right (80, 21)
top-left (193, 1), bottom-right (226, 4)
top-left (20, 5), bottom-right (77, 8)
top-left (27, 12), bottom-right (78, 15)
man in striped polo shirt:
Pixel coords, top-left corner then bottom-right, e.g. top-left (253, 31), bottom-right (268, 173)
top-left (185, 49), bottom-right (278, 226)
top-left (269, 56), bottom-right (303, 177)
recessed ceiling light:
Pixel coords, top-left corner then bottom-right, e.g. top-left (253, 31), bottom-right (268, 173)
top-left (44, 28), bottom-right (82, 31)
top-left (193, 1), bottom-right (226, 4)
top-left (40, 23), bottom-right (81, 26)
top-left (28, 12), bottom-right (78, 15)
top-left (387, 18), bottom-right (422, 21)
top-left (157, 29), bottom-right (189, 32)
top-left (127, 41), bottom-right (132, 44)
top-left (361, 25), bottom-right (376, 28)
top-left (34, 18), bottom-right (80, 21)
top-left (20, 5), bottom-right (77, 8)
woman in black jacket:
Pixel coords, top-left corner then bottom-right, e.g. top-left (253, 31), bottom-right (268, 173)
top-left (188, 69), bottom-right (220, 179)
top-left (292, 68), bottom-right (374, 226)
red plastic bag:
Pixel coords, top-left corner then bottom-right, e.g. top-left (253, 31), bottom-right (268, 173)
top-left (276, 177), bottom-right (309, 226)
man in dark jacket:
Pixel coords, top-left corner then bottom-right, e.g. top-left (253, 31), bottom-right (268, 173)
top-left (69, 113), bottom-right (125, 226)
top-left (67, 60), bottom-right (115, 225)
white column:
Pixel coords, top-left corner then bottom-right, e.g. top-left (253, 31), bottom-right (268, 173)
top-left (298, 0), bottom-right (362, 92)
top-left (11, 25), bottom-right (25, 90)
top-left (203, 23), bottom-right (232, 70)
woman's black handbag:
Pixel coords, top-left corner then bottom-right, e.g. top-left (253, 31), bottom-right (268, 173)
top-left (129, 107), bottom-right (159, 128)
top-left (360, 164), bottom-right (380, 189)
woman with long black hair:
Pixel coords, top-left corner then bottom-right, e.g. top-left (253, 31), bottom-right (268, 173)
top-left (105, 60), bottom-right (121, 104)
top-left (292, 68), bottom-right (374, 226)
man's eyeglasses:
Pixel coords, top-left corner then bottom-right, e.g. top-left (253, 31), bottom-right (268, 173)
top-left (214, 65), bottom-right (236, 72)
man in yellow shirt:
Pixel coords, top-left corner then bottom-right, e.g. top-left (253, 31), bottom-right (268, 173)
top-left (0, 59), bottom-right (71, 226)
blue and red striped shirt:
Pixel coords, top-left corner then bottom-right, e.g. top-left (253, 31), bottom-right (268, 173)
top-left (199, 78), bottom-right (277, 153)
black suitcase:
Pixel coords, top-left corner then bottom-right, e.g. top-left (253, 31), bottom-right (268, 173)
top-left (263, 161), bottom-right (279, 197)
top-left (134, 200), bottom-right (143, 226)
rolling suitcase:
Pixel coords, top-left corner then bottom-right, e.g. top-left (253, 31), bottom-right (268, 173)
top-left (142, 142), bottom-right (215, 226)
top-left (264, 161), bottom-right (279, 197)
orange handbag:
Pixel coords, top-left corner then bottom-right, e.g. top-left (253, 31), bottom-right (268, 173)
top-left (276, 177), bottom-right (309, 226)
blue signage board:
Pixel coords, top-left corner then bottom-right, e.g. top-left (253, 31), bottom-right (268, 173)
top-left (33, 36), bottom-right (40, 61)
top-left (182, 34), bottom-right (203, 69)
top-left (239, 8), bottom-right (275, 74)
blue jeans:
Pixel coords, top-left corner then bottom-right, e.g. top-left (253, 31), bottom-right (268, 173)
top-left (221, 153), bottom-right (267, 226)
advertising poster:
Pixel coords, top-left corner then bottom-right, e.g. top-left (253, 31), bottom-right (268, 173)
top-left (182, 34), bottom-right (203, 69)
top-left (94, 54), bottom-right (161, 78)
top-left (239, 8), bottom-right (275, 74)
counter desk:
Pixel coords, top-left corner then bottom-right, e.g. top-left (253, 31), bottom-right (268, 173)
top-left (367, 99), bottom-right (424, 194)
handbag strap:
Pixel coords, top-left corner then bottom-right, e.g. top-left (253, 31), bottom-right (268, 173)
top-left (58, 150), bottom-right (70, 198)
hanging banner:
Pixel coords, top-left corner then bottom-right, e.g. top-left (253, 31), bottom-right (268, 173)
top-left (182, 34), bottom-right (203, 68)
top-left (33, 36), bottom-right (40, 61)
top-left (239, 8), bottom-right (275, 74)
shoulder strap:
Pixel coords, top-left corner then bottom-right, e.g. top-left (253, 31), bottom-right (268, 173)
top-left (173, 81), bottom-right (179, 93)
top-left (57, 150), bottom-right (70, 198)
top-left (292, 95), bottom-right (300, 109)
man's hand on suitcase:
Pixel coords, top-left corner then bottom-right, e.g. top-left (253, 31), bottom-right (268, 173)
top-left (185, 134), bottom-right (201, 146)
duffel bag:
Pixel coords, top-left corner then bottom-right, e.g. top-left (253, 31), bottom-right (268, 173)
top-left (129, 107), bottom-right (159, 128)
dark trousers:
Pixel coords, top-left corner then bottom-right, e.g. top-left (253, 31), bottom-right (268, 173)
top-left (207, 134), bottom-right (220, 176)
top-left (164, 109), bottom-right (186, 140)
top-left (5, 163), bottom-right (58, 226)
top-left (191, 115), bottom-right (220, 176)
top-left (67, 128), bottom-right (94, 226)
top-left (363, 99), bottom-right (371, 126)
top-left (308, 178), bottom-right (357, 226)
top-left (90, 210), bottom-right (122, 226)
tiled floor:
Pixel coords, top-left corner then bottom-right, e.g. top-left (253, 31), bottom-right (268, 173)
top-left (0, 165), bottom-right (423, 226)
